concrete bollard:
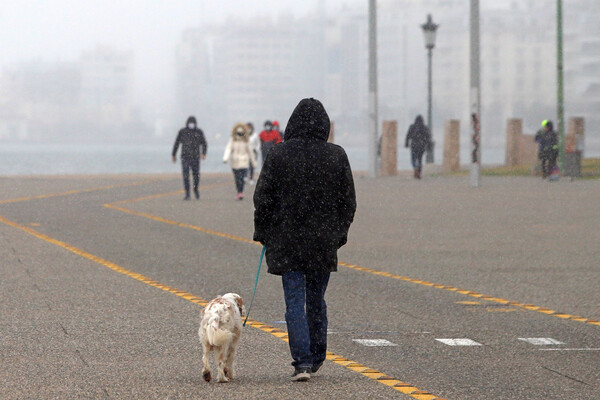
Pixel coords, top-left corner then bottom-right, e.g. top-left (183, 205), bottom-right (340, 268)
top-left (518, 134), bottom-right (537, 167)
top-left (505, 118), bottom-right (522, 167)
top-left (565, 117), bottom-right (584, 177)
top-left (380, 121), bottom-right (398, 176)
top-left (566, 117), bottom-right (584, 153)
top-left (443, 120), bottom-right (460, 173)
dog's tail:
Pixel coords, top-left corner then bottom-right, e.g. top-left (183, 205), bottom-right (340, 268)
top-left (206, 316), bottom-right (232, 347)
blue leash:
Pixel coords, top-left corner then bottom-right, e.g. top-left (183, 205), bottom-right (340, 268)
top-left (243, 246), bottom-right (266, 327)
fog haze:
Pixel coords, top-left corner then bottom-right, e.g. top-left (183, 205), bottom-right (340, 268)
top-left (1, 0), bottom-right (599, 164)
top-left (0, 1), bottom-right (333, 123)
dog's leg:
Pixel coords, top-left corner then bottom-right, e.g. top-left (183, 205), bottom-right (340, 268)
top-left (216, 344), bottom-right (230, 383)
top-left (201, 339), bottom-right (212, 382)
top-left (225, 335), bottom-right (239, 380)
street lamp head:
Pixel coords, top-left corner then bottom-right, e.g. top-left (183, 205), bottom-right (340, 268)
top-left (421, 14), bottom-right (439, 50)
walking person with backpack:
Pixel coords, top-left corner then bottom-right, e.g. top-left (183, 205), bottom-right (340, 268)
top-left (405, 115), bottom-right (431, 179)
top-left (253, 98), bottom-right (356, 381)
top-left (172, 116), bottom-right (207, 200)
top-left (535, 120), bottom-right (559, 179)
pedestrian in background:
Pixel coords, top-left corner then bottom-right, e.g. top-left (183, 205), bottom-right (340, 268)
top-left (405, 115), bottom-right (430, 179)
top-left (246, 122), bottom-right (260, 185)
top-left (536, 120), bottom-right (559, 179)
top-left (172, 116), bottom-right (207, 200)
top-left (259, 120), bottom-right (282, 164)
top-left (223, 123), bottom-right (256, 200)
top-left (535, 120), bottom-right (548, 176)
top-left (253, 98), bottom-right (356, 382)
top-left (272, 120), bottom-right (283, 141)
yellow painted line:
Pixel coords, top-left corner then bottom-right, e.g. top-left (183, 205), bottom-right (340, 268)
top-left (107, 182), bottom-right (229, 206)
top-left (486, 308), bottom-right (522, 313)
top-left (337, 261), bottom-right (600, 328)
top-left (0, 179), bottom-right (161, 205)
top-left (0, 214), bottom-right (444, 400)
top-left (104, 203), bottom-right (257, 245)
top-left (105, 188), bottom-right (600, 330)
top-left (108, 190), bottom-right (185, 205)
top-left (107, 182), bottom-right (226, 205)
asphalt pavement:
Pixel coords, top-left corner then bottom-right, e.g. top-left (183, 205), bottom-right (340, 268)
top-left (1, 173), bottom-right (598, 399)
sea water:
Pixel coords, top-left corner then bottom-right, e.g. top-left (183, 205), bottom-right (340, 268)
top-left (0, 142), bottom-right (511, 175)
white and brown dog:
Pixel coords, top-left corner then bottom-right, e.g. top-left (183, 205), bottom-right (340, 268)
top-left (199, 293), bottom-right (245, 383)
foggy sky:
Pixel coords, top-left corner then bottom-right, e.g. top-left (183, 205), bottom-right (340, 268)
top-left (2, 0), bottom-right (598, 156)
top-left (0, 1), bottom-right (344, 88)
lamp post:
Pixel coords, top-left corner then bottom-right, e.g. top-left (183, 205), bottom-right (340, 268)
top-left (556, 0), bottom-right (565, 173)
top-left (470, 0), bottom-right (481, 187)
top-left (368, 0), bottom-right (379, 178)
top-left (421, 14), bottom-right (438, 164)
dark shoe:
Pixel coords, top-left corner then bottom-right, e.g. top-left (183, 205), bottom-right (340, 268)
top-left (183, 195), bottom-right (190, 200)
top-left (194, 189), bottom-right (199, 199)
top-left (291, 368), bottom-right (311, 382)
top-left (311, 362), bottom-right (323, 374)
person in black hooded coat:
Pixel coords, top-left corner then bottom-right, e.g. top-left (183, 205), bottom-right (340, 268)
top-left (172, 116), bottom-right (207, 200)
top-left (253, 98), bottom-right (356, 381)
top-left (405, 115), bottom-right (430, 179)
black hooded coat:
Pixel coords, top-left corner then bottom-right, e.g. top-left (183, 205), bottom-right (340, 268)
top-left (253, 98), bottom-right (356, 275)
top-left (172, 116), bottom-right (208, 160)
top-left (405, 116), bottom-right (430, 153)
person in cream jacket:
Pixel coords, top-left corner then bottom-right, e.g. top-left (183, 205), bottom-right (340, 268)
top-left (223, 123), bottom-right (257, 200)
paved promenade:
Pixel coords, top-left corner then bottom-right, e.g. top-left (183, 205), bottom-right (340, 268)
top-left (1, 173), bottom-right (599, 399)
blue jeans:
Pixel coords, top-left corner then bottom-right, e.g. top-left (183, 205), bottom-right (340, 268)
top-left (232, 168), bottom-right (247, 193)
top-left (282, 270), bottom-right (330, 369)
top-left (181, 158), bottom-right (199, 196)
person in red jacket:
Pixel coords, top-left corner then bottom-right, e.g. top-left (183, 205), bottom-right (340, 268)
top-left (272, 120), bottom-right (283, 139)
top-left (259, 120), bottom-right (282, 164)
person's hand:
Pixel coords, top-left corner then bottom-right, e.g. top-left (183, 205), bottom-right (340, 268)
top-left (201, 154), bottom-right (206, 160)
top-left (172, 156), bottom-right (176, 163)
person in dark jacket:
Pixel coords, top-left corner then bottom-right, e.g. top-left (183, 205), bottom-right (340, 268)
top-left (535, 120), bottom-right (558, 179)
top-left (172, 116), bottom-right (208, 200)
top-left (534, 120), bottom-right (548, 159)
top-left (253, 98), bottom-right (356, 382)
top-left (405, 115), bottom-right (431, 179)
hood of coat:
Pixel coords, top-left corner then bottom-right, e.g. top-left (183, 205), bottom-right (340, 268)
top-left (186, 116), bottom-right (197, 128)
top-left (283, 98), bottom-right (330, 142)
top-left (231, 122), bottom-right (249, 141)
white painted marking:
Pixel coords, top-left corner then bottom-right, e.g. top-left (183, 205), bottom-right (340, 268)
top-left (435, 338), bottom-right (482, 346)
top-left (518, 337), bottom-right (565, 346)
top-left (353, 339), bottom-right (398, 347)
top-left (537, 348), bottom-right (600, 351)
